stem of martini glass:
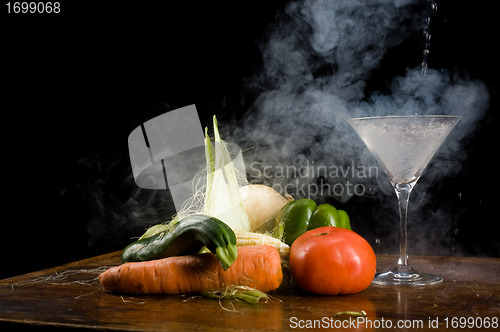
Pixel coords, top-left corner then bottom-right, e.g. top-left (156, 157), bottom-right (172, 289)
top-left (392, 181), bottom-right (416, 269)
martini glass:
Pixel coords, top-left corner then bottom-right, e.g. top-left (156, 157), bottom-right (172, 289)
top-left (348, 115), bottom-right (460, 286)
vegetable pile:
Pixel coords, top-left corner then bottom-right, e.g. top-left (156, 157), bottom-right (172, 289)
top-left (99, 116), bottom-right (376, 300)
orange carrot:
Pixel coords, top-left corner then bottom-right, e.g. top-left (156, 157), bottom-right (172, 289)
top-left (99, 245), bottom-right (283, 294)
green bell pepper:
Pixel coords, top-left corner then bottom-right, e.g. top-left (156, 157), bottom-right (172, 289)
top-left (276, 198), bottom-right (351, 245)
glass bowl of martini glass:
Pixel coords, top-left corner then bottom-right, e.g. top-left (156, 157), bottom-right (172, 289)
top-left (348, 115), bottom-right (460, 286)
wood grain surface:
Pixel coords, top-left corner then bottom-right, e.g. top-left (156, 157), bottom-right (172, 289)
top-left (0, 252), bottom-right (498, 331)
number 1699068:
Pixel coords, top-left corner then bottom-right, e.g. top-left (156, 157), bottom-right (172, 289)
top-left (6, 2), bottom-right (61, 14)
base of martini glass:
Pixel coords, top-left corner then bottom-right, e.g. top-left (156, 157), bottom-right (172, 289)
top-left (373, 265), bottom-right (443, 286)
top-left (372, 180), bottom-right (443, 286)
top-left (372, 180), bottom-right (444, 286)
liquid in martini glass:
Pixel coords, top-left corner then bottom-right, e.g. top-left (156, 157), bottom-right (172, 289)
top-left (348, 115), bottom-right (460, 286)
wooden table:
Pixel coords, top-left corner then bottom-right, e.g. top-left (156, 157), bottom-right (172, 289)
top-left (0, 252), bottom-right (498, 331)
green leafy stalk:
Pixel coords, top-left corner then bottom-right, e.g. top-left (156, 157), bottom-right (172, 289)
top-left (204, 127), bottom-right (215, 210)
top-left (203, 116), bottom-right (250, 232)
top-left (202, 285), bottom-right (269, 304)
top-left (333, 310), bottom-right (367, 318)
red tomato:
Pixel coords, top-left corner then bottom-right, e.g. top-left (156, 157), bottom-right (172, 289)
top-left (289, 226), bottom-right (376, 295)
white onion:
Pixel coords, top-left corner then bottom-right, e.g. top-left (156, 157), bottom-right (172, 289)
top-left (240, 184), bottom-right (291, 233)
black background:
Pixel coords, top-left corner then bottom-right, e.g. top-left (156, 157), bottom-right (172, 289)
top-left (1, 0), bottom-right (498, 280)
